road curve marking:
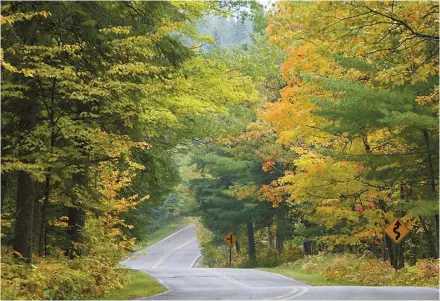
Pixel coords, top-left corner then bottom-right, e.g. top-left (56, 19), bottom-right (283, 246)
top-left (189, 254), bottom-right (202, 268)
top-left (253, 269), bottom-right (311, 287)
top-left (203, 269), bottom-right (254, 289)
top-left (273, 287), bottom-right (299, 300)
top-left (274, 286), bottom-right (309, 300)
top-left (120, 225), bottom-right (194, 265)
top-left (135, 271), bottom-right (173, 300)
top-left (152, 238), bottom-right (197, 269)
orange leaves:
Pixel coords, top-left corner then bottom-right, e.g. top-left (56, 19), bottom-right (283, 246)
top-left (416, 88), bottom-right (439, 106)
top-left (258, 182), bottom-right (286, 207)
top-left (261, 158), bottom-right (276, 173)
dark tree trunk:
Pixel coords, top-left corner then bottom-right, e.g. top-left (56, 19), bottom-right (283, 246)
top-left (382, 231), bottom-right (389, 261)
top-left (67, 206), bottom-right (86, 258)
top-left (39, 173), bottom-right (51, 257)
top-left (67, 163), bottom-right (89, 258)
top-left (385, 235), bottom-right (396, 268)
top-left (268, 226), bottom-right (275, 250)
top-left (235, 241), bottom-right (240, 253)
top-left (408, 236), bottom-right (417, 266)
top-left (40, 79), bottom-right (57, 257)
top-left (422, 129), bottom-right (439, 256)
top-left (247, 221), bottom-right (256, 264)
top-left (14, 93), bottom-right (37, 264)
top-left (396, 243), bottom-right (405, 270)
top-left (14, 172), bottom-right (36, 263)
top-left (434, 215), bottom-right (439, 257)
top-left (276, 204), bottom-right (287, 255)
top-left (419, 216), bottom-right (437, 258)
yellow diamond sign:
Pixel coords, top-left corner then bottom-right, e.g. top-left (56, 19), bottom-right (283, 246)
top-left (385, 218), bottom-right (409, 244)
top-left (224, 232), bottom-right (238, 246)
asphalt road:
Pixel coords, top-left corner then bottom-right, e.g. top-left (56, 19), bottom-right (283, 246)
top-left (122, 226), bottom-right (439, 300)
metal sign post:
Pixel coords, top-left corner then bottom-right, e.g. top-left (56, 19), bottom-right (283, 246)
top-left (224, 231), bottom-right (238, 268)
top-left (229, 244), bottom-right (232, 267)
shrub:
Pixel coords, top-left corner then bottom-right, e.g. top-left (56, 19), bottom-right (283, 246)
top-left (294, 253), bottom-right (439, 287)
top-left (279, 242), bottom-right (304, 265)
top-left (1, 247), bottom-right (129, 300)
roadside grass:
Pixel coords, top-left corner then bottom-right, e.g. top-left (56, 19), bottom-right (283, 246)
top-left (257, 267), bottom-right (354, 286)
top-left (97, 269), bottom-right (166, 300)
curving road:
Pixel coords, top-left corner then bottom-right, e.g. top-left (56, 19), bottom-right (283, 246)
top-left (122, 225), bottom-right (439, 300)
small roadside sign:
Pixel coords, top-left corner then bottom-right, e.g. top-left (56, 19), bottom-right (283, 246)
top-left (385, 218), bottom-right (409, 244)
top-left (224, 231), bottom-right (238, 246)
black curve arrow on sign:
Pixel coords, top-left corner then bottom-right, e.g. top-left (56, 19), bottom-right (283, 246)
top-left (227, 234), bottom-right (233, 243)
top-left (393, 220), bottom-right (401, 240)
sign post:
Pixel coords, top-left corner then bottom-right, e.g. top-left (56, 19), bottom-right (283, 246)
top-left (224, 231), bottom-right (238, 268)
top-left (229, 244), bottom-right (232, 268)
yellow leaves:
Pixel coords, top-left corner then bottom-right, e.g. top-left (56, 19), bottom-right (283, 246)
top-left (109, 62), bottom-right (166, 77)
top-left (49, 217), bottom-right (69, 228)
top-left (269, 1), bottom-right (438, 88)
top-left (139, 194), bottom-right (150, 202)
top-left (1, 10), bottom-right (51, 25)
top-left (348, 137), bottom-right (368, 155)
top-left (281, 43), bottom-right (339, 82)
top-left (100, 26), bottom-right (132, 35)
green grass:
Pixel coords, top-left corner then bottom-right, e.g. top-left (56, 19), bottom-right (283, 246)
top-left (97, 269), bottom-right (166, 300)
top-left (258, 267), bottom-right (354, 286)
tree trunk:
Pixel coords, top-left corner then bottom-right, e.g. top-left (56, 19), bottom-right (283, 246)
top-left (14, 172), bottom-right (36, 263)
top-left (235, 240), bottom-right (240, 253)
top-left (276, 204), bottom-right (287, 255)
top-left (396, 243), bottom-right (405, 270)
top-left (382, 231), bottom-right (388, 261)
top-left (385, 235), bottom-right (396, 268)
top-left (419, 216), bottom-right (437, 258)
top-left (14, 93), bottom-right (37, 264)
top-left (247, 221), bottom-right (256, 265)
top-left (422, 129), bottom-right (439, 256)
top-left (67, 163), bottom-right (89, 258)
top-left (434, 215), bottom-right (439, 257)
top-left (39, 173), bottom-right (51, 257)
top-left (67, 206), bottom-right (86, 258)
top-left (40, 79), bottom-right (57, 257)
top-left (268, 225), bottom-right (275, 250)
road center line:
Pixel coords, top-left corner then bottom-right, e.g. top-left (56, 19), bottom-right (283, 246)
top-left (152, 238), bottom-right (197, 269)
top-left (121, 225), bottom-right (194, 265)
top-left (203, 269), bottom-right (254, 289)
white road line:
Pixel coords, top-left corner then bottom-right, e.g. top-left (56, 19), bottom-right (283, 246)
top-left (274, 286), bottom-right (309, 300)
top-left (120, 225), bottom-right (194, 264)
top-left (274, 287), bottom-right (299, 300)
top-left (147, 225), bottom-right (194, 250)
top-left (189, 254), bottom-right (202, 268)
top-left (135, 270), bottom-right (173, 300)
top-left (288, 286), bottom-right (309, 299)
top-left (254, 269), bottom-right (311, 287)
top-left (203, 269), bottom-right (254, 289)
top-left (152, 238), bottom-right (197, 269)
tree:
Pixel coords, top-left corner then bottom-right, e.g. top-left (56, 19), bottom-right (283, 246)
top-left (261, 1), bottom-right (439, 266)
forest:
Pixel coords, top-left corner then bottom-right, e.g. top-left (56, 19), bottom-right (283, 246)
top-left (1, 1), bottom-right (439, 299)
